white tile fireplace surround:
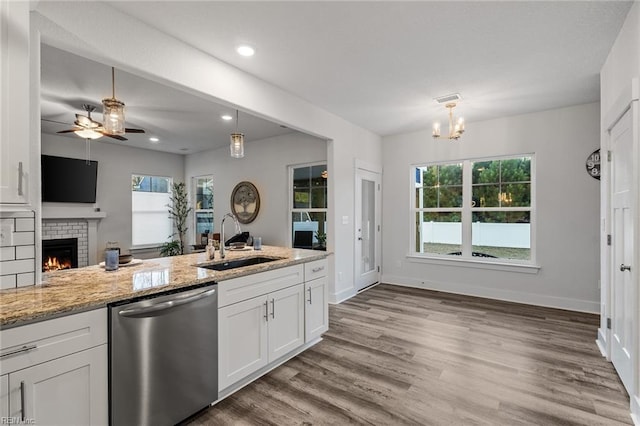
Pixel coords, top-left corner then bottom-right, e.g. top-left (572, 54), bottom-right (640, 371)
top-left (42, 205), bottom-right (106, 267)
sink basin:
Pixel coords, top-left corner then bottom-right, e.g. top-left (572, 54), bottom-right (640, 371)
top-left (198, 256), bottom-right (280, 271)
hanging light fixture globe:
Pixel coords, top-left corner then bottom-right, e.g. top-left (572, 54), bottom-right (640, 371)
top-left (102, 67), bottom-right (126, 136)
top-left (230, 110), bottom-right (245, 158)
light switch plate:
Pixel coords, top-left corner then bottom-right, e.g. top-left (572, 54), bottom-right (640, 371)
top-left (342, 215), bottom-right (349, 225)
top-left (0, 224), bottom-right (13, 246)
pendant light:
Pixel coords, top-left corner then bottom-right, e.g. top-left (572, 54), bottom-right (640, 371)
top-left (230, 109), bottom-right (244, 158)
top-left (102, 67), bottom-right (126, 136)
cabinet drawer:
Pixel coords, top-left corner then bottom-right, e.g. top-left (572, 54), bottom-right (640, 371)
top-left (0, 309), bottom-right (107, 374)
top-left (218, 265), bottom-right (304, 307)
top-left (304, 259), bottom-right (328, 281)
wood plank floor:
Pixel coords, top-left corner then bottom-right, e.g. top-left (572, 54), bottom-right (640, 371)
top-left (187, 284), bottom-right (631, 425)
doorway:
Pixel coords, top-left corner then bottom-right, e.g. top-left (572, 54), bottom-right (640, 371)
top-left (609, 106), bottom-right (636, 395)
top-left (355, 167), bottom-right (381, 291)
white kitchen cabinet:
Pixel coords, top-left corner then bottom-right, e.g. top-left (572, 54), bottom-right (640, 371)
top-left (218, 295), bottom-right (269, 390)
top-left (218, 283), bottom-right (305, 391)
top-left (0, 0), bottom-right (30, 204)
top-left (268, 284), bottom-right (305, 361)
top-left (8, 346), bottom-right (107, 425)
top-left (305, 275), bottom-right (329, 342)
top-left (0, 374), bottom-right (8, 419)
top-left (0, 309), bottom-right (108, 425)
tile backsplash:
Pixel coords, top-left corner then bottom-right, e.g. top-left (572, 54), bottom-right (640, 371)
top-left (0, 211), bottom-right (36, 289)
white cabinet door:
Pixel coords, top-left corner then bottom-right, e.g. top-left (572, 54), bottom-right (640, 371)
top-left (268, 284), bottom-right (305, 361)
top-left (0, 0), bottom-right (30, 204)
top-left (8, 345), bottom-right (107, 426)
top-left (305, 276), bottom-right (329, 342)
top-left (218, 295), bottom-right (269, 390)
top-left (0, 375), bottom-right (8, 420)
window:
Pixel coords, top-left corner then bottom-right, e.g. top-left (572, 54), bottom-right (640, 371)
top-left (290, 163), bottom-right (327, 249)
top-left (193, 176), bottom-right (214, 245)
top-left (413, 155), bottom-right (533, 262)
top-left (131, 175), bottom-right (172, 246)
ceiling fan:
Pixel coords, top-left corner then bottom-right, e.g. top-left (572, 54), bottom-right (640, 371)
top-left (56, 67), bottom-right (145, 141)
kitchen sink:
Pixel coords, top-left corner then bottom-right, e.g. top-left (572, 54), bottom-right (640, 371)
top-left (198, 256), bottom-right (280, 271)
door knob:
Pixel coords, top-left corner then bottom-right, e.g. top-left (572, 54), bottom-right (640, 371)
top-left (620, 264), bottom-right (631, 272)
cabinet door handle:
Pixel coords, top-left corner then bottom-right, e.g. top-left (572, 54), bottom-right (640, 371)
top-left (0, 344), bottom-right (37, 359)
top-left (307, 287), bottom-right (312, 304)
top-left (17, 162), bottom-right (23, 196)
top-left (270, 299), bottom-right (275, 319)
top-left (264, 300), bottom-right (269, 322)
top-left (20, 381), bottom-right (26, 422)
top-left (312, 266), bottom-right (325, 273)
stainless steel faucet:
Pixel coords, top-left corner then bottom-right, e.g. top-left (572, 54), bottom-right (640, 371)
top-left (220, 213), bottom-right (241, 259)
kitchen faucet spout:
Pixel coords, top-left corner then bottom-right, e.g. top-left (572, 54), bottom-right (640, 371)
top-left (220, 213), bottom-right (241, 259)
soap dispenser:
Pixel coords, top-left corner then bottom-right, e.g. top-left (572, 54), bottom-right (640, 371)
top-left (207, 238), bottom-right (216, 260)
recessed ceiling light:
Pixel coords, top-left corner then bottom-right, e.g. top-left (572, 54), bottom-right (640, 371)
top-left (221, 114), bottom-right (233, 121)
top-left (149, 137), bottom-right (159, 142)
top-left (236, 44), bottom-right (255, 57)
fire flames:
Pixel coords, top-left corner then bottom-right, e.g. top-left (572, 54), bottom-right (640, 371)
top-left (43, 256), bottom-right (72, 272)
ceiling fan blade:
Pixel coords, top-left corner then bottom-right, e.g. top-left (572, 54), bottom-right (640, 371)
top-left (124, 128), bottom-right (145, 133)
top-left (105, 133), bottom-right (128, 141)
top-left (56, 129), bottom-right (80, 134)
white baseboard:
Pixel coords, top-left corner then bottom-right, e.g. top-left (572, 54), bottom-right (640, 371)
top-left (381, 274), bottom-right (600, 313)
top-left (596, 328), bottom-right (609, 358)
top-left (329, 287), bottom-right (357, 304)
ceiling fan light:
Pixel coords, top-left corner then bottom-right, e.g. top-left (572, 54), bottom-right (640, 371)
top-left (74, 128), bottom-right (103, 140)
top-left (102, 98), bottom-right (125, 135)
top-left (230, 132), bottom-right (244, 158)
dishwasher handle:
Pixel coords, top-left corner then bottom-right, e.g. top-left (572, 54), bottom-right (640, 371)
top-left (117, 287), bottom-right (216, 317)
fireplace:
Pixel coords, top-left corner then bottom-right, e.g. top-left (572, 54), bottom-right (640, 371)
top-left (42, 238), bottom-right (78, 272)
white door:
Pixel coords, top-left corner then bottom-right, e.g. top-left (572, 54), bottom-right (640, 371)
top-left (355, 168), bottom-right (381, 291)
top-left (268, 284), bottom-right (304, 361)
top-left (610, 108), bottom-right (635, 394)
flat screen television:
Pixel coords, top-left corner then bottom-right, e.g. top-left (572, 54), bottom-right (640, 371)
top-left (41, 155), bottom-right (98, 203)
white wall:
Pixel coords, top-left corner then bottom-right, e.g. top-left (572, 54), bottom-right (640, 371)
top-left (382, 102), bottom-right (601, 312)
top-left (41, 134), bottom-right (184, 262)
top-left (33, 2), bottom-right (382, 301)
top-left (185, 132), bottom-right (326, 248)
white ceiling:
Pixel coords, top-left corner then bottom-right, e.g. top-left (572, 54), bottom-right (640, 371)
top-left (41, 1), bottom-right (633, 153)
top-left (40, 45), bottom-right (296, 154)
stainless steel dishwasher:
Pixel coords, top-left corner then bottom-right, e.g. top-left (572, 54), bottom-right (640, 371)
top-left (109, 284), bottom-right (218, 426)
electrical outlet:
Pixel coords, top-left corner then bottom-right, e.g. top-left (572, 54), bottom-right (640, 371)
top-left (342, 216), bottom-right (349, 225)
top-left (0, 224), bottom-right (13, 246)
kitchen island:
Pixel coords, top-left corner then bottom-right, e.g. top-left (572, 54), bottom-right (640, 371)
top-left (0, 245), bottom-right (328, 327)
top-left (0, 246), bottom-right (329, 425)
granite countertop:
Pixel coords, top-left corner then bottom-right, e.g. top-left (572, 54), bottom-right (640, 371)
top-left (0, 246), bottom-right (329, 328)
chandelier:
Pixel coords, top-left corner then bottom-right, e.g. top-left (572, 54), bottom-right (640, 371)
top-left (432, 102), bottom-right (465, 140)
top-left (230, 109), bottom-right (244, 158)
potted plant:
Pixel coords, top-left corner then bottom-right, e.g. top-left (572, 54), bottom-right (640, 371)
top-left (164, 182), bottom-right (192, 256)
top-left (315, 231), bottom-right (326, 250)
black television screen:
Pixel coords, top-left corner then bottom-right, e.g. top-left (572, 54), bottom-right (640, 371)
top-left (41, 155), bottom-right (98, 203)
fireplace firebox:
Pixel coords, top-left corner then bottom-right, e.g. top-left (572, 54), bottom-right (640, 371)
top-left (42, 238), bottom-right (78, 272)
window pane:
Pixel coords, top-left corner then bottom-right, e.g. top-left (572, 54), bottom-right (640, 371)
top-left (132, 175), bottom-right (172, 246)
top-left (422, 166), bottom-right (437, 187)
top-left (311, 165), bottom-right (327, 188)
top-left (132, 175), bottom-right (170, 193)
top-left (473, 184), bottom-right (500, 207)
top-left (472, 161), bottom-right (498, 184)
top-left (472, 211), bottom-right (530, 260)
top-left (415, 212), bottom-right (461, 255)
top-left (195, 177), bottom-right (213, 210)
top-left (416, 187), bottom-right (438, 208)
top-left (438, 186), bottom-right (463, 208)
top-left (501, 183), bottom-right (531, 207)
top-left (311, 187), bottom-right (327, 208)
top-left (292, 211), bottom-right (326, 249)
top-left (195, 212), bottom-right (213, 235)
top-left (439, 163), bottom-right (462, 185)
top-left (294, 190), bottom-right (310, 208)
top-left (500, 158), bottom-right (531, 182)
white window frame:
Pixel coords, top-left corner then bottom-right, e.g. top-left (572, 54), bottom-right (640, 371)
top-left (409, 154), bottom-right (539, 273)
top-left (131, 174), bottom-right (173, 248)
top-left (288, 161), bottom-right (328, 248)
